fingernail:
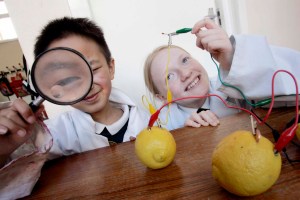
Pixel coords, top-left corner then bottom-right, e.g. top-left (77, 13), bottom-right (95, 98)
top-left (17, 130), bottom-right (26, 137)
top-left (27, 116), bottom-right (36, 124)
top-left (0, 125), bottom-right (8, 134)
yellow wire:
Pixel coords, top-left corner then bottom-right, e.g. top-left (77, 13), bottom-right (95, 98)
top-left (142, 95), bottom-right (156, 114)
top-left (157, 44), bottom-right (172, 127)
top-left (165, 45), bottom-right (172, 102)
top-left (141, 39), bottom-right (174, 128)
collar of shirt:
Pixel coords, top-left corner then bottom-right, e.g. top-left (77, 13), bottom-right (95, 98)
top-left (95, 104), bottom-right (129, 135)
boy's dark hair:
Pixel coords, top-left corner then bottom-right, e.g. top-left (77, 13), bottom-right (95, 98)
top-left (34, 17), bottom-right (112, 64)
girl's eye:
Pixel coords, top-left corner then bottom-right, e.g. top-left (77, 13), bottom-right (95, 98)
top-left (182, 56), bottom-right (190, 64)
top-left (167, 73), bottom-right (175, 80)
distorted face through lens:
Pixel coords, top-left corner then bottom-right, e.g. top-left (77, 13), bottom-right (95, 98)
top-left (32, 48), bottom-right (93, 105)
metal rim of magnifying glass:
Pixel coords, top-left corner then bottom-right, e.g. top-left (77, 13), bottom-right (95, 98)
top-left (31, 47), bottom-right (93, 105)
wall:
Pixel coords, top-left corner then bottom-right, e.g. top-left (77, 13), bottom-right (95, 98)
top-left (4, 0), bottom-right (91, 118)
top-left (244, 0), bottom-right (300, 51)
top-left (0, 40), bottom-right (23, 69)
top-left (0, 39), bottom-right (25, 102)
top-left (5, 0), bottom-right (217, 118)
top-left (4, 0), bottom-right (73, 67)
top-left (216, 0), bottom-right (300, 51)
top-left (89, 0), bottom-right (217, 110)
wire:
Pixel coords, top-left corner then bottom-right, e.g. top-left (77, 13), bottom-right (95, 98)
top-left (165, 45), bottom-right (172, 102)
top-left (210, 55), bottom-right (296, 107)
top-left (148, 69), bottom-right (299, 152)
top-left (148, 93), bottom-right (261, 127)
top-left (142, 95), bottom-right (156, 115)
top-left (252, 109), bottom-right (300, 163)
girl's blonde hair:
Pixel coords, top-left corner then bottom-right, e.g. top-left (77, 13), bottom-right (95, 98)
top-left (143, 44), bottom-right (190, 95)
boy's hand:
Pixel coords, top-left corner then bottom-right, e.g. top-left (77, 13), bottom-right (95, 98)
top-left (184, 110), bottom-right (220, 128)
top-left (191, 18), bottom-right (234, 70)
top-left (0, 99), bottom-right (36, 165)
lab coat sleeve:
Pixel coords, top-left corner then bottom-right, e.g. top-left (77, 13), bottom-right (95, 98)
top-left (123, 106), bottom-right (149, 141)
top-left (218, 35), bottom-right (300, 100)
top-left (44, 113), bottom-right (82, 160)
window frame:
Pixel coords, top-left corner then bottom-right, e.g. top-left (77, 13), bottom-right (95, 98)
top-left (0, 0), bottom-right (18, 42)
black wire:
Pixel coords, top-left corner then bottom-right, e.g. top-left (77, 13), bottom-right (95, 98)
top-left (251, 109), bottom-right (300, 163)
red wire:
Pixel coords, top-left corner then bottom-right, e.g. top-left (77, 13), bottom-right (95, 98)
top-left (149, 70), bottom-right (299, 150)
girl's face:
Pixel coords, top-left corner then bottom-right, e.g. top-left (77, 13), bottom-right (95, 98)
top-left (150, 47), bottom-right (209, 108)
top-left (48, 35), bottom-right (114, 114)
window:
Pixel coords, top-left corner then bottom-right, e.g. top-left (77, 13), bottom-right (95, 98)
top-left (0, 0), bottom-right (17, 41)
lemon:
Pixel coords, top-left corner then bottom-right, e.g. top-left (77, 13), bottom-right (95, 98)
top-left (212, 130), bottom-right (281, 196)
top-left (296, 123), bottom-right (300, 141)
top-left (135, 126), bottom-right (176, 169)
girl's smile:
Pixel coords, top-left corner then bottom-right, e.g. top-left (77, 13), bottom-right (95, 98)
top-left (186, 75), bottom-right (201, 91)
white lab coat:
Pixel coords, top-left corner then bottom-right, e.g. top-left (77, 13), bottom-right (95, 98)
top-left (159, 35), bottom-right (300, 130)
top-left (45, 87), bottom-right (149, 159)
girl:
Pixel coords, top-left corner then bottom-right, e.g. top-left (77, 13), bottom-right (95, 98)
top-left (144, 18), bottom-right (300, 130)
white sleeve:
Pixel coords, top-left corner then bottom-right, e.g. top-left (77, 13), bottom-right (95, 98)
top-left (218, 35), bottom-right (300, 100)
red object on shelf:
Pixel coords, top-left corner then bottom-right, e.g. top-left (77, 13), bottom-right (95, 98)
top-left (10, 79), bottom-right (29, 98)
top-left (0, 77), bottom-right (14, 97)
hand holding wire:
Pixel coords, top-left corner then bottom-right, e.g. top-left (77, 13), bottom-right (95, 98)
top-left (156, 21), bottom-right (299, 154)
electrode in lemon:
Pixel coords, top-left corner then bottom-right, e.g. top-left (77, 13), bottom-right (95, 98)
top-left (212, 130), bottom-right (282, 196)
top-left (135, 126), bottom-right (176, 169)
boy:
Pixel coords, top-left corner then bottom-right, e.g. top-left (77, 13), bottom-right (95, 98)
top-left (0, 17), bottom-right (148, 199)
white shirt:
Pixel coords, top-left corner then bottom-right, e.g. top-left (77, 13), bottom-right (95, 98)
top-left (159, 34), bottom-right (300, 130)
top-left (95, 103), bottom-right (129, 134)
top-left (45, 87), bottom-right (149, 159)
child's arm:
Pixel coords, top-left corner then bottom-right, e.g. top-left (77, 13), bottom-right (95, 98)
top-left (0, 99), bottom-right (36, 167)
top-left (184, 110), bottom-right (219, 128)
top-left (191, 18), bottom-right (233, 71)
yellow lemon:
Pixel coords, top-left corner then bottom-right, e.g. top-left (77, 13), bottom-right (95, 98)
top-left (212, 130), bottom-right (282, 196)
top-left (296, 123), bottom-right (300, 141)
top-left (135, 126), bottom-right (176, 169)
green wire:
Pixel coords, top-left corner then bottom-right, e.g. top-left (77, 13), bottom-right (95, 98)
top-left (210, 54), bottom-right (272, 107)
top-left (173, 28), bottom-right (271, 106)
top-left (174, 29), bottom-right (295, 107)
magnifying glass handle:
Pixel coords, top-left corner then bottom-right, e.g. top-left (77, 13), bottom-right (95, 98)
top-left (29, 96), bottom-right (45, 112)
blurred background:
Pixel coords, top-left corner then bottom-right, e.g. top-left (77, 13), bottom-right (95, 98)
top-left (2, 0), bottom-right (300, 118)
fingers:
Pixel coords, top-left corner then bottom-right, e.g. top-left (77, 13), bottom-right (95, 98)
top-left (0, 99), bottom-right (36, 156)
top-left (185, 110), bottom-right (220, 128)
top-left (191, 18), bottom-right (219, 34)
top-left (12, 98), bottom-right (36, 124)
top-left (184, 118), bottom-right (202, 128)
top-left (191, 18), bottom-right (229, 49)
top-left (195, 29), bottom-right (230, 51)
top-left (0, 99), bottom-right (35, 136)
top-left (199, 110), bottom-right (220, 126)
top-left (0, 124), bottom-right (8, 135)
top-left (191, 18), bottom-right (233, 70)
top-left (129, 136), bottom-right (136, 141)
top-left (0, 115), bottom-right (26, 136)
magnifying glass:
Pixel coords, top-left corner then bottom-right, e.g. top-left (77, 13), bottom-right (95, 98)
top-left (29, 47), bottom-right (93, 111)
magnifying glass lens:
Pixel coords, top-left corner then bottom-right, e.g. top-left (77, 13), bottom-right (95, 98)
top-left (32, 48), bottom-right (93, 105)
